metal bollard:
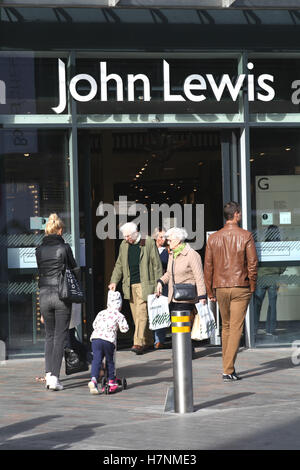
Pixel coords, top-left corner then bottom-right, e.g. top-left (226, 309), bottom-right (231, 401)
top-left (171, 310), bottom-right (194, 414)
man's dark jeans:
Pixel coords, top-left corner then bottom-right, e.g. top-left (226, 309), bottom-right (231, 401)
top-left (40, 286), bottom-right (71, 378)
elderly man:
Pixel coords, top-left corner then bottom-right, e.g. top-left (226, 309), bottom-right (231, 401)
top-left (108, 222), bottom-right (163, 355)
top-left (204, 202), bottom-right (258, 382)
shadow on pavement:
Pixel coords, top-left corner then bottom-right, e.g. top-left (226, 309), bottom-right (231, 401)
top-left (215, 416), bottom-right (300, 450)
top-left (239, 356), bottom-right (295, 379)
top-left (195, 392), bottom-right (256, 412)
top-left (0, 416), bottom-right (104, 450)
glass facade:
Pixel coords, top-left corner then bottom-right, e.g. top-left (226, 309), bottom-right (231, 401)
top-left (250, 129), bottom-right (300, 346)
top-left (0, 53), bottom-right (67, 115)
top-left (249, 58), bottom-right (300, 115)
top-left (1, 6), bottom-right (300, 355)
top-left (0, 129), bottom-right (72, 356)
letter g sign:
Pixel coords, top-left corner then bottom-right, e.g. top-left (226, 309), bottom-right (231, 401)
top-left (258, 177), bottom-right (269, 190)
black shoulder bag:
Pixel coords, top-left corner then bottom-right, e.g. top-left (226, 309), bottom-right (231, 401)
top-left (172, 259), bottom-right (197, 301)
top-left (64, 346), bottom-right (89, 375)
top-left (58, 247), bottom-right (85, 303)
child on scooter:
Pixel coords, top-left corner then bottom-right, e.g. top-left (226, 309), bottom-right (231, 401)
top-left (88, 290), bottom-right (129, 395)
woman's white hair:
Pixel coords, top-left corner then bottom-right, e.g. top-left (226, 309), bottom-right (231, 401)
top-left (120, 222), bottom-right (138, 236)
top-left (165, 227), bottom-right (188, 242)
top-left (151, 227), bottom-right (166, 240)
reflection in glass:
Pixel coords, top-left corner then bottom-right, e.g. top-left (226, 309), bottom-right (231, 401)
top-left (249, 59), bottom-right (300, 115)
top-left (250, 129), bottom-right (300, 346)
top-left (254, 226), bottom-right (286, 339)
top-left (0, 54), bottom-right (67, 115)
top-left (0, 130), bottom-right (71, 356)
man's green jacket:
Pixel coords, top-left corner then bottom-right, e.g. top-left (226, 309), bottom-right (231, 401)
top-left (110, 237), bottom-right (163, 301)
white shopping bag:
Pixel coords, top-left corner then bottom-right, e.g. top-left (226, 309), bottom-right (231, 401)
top-left (69, 303), bottom-right (82, 329)
top-left (191, 302), bottom-right (216, 340)
top-left (147, 294), bottom-right (170, 330)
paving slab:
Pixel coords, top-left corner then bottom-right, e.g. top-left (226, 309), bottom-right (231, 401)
top-left (0, 345), bottom-right (300, 451)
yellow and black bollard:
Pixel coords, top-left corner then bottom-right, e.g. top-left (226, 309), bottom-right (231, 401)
top-left (170, 310), bottom-right (194, 414)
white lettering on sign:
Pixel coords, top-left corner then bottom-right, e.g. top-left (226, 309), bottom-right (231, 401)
top-left (5, 58), bottom-right (300, 113)
top-left (51, 59), bottom-right (276, 114)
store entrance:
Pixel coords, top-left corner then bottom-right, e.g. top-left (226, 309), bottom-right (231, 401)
top-left (78, 128), bottom-right (231, 345)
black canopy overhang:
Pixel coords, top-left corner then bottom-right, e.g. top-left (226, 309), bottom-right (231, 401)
top-left (3, 0), bottom-right (300, 10)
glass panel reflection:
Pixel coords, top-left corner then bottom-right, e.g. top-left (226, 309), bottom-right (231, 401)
top-left (0, 53), bottom-right (67, 115)
top-left (0, 129), bottom-right (71, 356)
top-left (249, 58), bottom-right (300, 115)
top-left (250, 129), bottom-right (300, 346)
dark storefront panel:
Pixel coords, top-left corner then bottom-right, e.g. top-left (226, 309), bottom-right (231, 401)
top-left (0, 55), bottom-right (67, 115)
top-left (250, 58), bottom-right (300, 115)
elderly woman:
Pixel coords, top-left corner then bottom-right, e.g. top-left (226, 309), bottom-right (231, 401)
top-left (156, 227), bottom-right (206, 309)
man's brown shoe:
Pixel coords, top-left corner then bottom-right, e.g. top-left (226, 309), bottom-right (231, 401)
top-left (154, 342), bottom-right (165, 350)
top-left (131, 345), bottom-right (144, 355)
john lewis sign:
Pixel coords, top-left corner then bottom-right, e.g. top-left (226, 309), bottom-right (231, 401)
top-left (52, 59), bottom-right (275, 114)
top-left (3, 58), bottom-right (300, 114)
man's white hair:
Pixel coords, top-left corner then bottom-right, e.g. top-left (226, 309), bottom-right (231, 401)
top-left (120, 222), bottom-right (138, 236)
top-left (166, 227), bottom-right (188, 242)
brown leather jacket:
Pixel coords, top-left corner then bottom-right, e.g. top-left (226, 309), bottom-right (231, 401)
top-left (204, 222), bottom-right (258, 298)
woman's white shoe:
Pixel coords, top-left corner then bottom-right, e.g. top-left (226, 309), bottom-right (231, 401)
top-left (45, 372), bottom-right (52, 389)
top-left (48, 375), bottom-right (64, 391)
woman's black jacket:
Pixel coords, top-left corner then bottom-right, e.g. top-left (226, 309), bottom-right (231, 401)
top-left (35, 234), bottom-right (77, 288)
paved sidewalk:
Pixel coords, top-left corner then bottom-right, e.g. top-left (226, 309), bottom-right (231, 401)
top-left (0, 345), bottom-right (300, 450)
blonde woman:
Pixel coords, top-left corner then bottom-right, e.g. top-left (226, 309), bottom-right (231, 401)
top-left (35, 213), bottom-right (77, 391)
